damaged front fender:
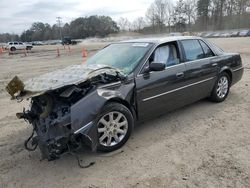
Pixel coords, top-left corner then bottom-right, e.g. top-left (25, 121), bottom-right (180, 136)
top-left (6, 64), bottom-right (135, 161)
top-left (71, 81), bottom-right (135, 151)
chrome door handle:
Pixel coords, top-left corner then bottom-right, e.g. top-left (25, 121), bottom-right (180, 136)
top-left (212, 63), bottom-right (218, 67)
top-left (176, 72), bottom-right (184, 78)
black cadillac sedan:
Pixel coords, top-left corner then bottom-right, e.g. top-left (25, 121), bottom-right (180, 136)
top-left (6, 36), bottom-right (244, 160)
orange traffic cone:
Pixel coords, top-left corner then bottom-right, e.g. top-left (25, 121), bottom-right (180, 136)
top-left (57, 48), bottom-right (60, 57)
top-left (82, 47), bottom-right (87, 57)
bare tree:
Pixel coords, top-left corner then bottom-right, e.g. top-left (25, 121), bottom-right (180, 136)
top-left (132, 17), bottom-right (146, 31)
top-left (117, 17), bottom-right (131, 31)
top-left (183, 0), bottom-right (197, 31)
top-left (197, 0), bottom-right (210, 30)
top-left (146, 0), bottom-right (173, 32)
top-left (172, 0), bottom-right (187, 32)
top-left (146, 3), bottom-right (157, 29)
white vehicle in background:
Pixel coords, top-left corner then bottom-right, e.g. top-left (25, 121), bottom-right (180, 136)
top-left (6, 41), bottom-right (33, 51)
top-left (169, 32), bottom-right (182, 36)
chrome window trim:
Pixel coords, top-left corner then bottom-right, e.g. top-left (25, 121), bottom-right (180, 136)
top-left (180, 39), bottom-right (217, 63)
top-left (137, 63), bottom-right (185, 78)
top-left (182, 56), bottom-right (217, 64)
top-left (136, 39), bottom-right (218, 77)
top-left (142, 77), bottom-right (215, 102)
top-left (198, 39), bottom-right (218, 56)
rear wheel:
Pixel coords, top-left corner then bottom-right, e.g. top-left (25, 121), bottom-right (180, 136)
top-left (96, 102), bottom-right (133, 152)
top-left (10, 47), bottom-right (16, 51)
top-left (210, 72), bottom-right (230, 102)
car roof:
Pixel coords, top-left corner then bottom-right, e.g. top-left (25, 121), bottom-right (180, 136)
top-left (121, 36), bottom-right (203, 45)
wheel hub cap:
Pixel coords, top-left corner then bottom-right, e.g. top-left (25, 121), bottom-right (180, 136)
top-left (97, 111), bottom-right (128, 147)
top-left (216, 76), bottom-right (229, 99)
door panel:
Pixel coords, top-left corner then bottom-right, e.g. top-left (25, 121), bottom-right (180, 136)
top-left (180, 39), bottom-right (219, 101)
top-left (136, 64), bottom-right (187, 120)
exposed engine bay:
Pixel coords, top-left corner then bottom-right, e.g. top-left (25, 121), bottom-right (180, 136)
top-left (6, 65), bottom-right (132, 162)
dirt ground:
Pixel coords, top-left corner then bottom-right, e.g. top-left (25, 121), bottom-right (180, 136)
top-left (0, 37), bottom-right (250, 188)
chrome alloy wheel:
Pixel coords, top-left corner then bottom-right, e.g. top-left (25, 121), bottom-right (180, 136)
top-left (97, 111), bottom-right (128, 147)
top-left (216, 76), bottom-right (229, 99)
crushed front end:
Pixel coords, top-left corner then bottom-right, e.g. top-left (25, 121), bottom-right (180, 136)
top-left (23, 91), bottom-right (81, 160)
top-left (6, 65), bottom-right (125, 160)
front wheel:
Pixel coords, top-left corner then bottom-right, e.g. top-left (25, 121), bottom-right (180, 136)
top-left (96, 102), bottom-right (133, 152)
top-left (210, 72), bottom-right (230, 102)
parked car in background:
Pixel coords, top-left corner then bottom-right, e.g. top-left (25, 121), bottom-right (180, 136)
top-left (6, 36), bottom-right (244, 161)
top-left (32, 41), bottom-right (45, 46)
top-left (6, 41), bottom-right (33, 51)
top-left (196, 32), bottom-right (204, 37)
top-left (203, 32), bottom-right (213, 38)
top-left (220, 32), bottom-right (231, 37)
top-left (61, 37), bottom-right (77, 45)
top-left (212, 32), bottom-right (221, 38)
top-left (239, 30), bottom-right (250, 37)
top-left (169, 32), bottom-right (182, 36)
top-left (231, 31), bottom-right (240, 37)
top-left (47, 40), bottom-right (62, 45)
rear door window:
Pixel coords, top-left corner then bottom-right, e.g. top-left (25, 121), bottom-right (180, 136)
top-left (14, 42), bottom-right (18, 45)
top-left (181, 40), bottom-right (204, 61)
top-left (199, 40), bottom-right (214, 58)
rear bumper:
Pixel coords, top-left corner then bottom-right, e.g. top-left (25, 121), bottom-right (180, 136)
top-left (231, 67), bottom-right (244, 86)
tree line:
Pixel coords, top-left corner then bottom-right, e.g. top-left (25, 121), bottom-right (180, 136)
top-left (0, 15), bottom-right (119, 42)
top-left (0, 0), bottom-right (249, 42)
top-left (118, 0), bottom-right (250, 33)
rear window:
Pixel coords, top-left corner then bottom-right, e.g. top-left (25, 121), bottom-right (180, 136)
top-left (181, 40), bottom-right (204, 61)
top-left (199, 40), bottom-right (214, 58)
top-left (205, 40), bottom-right (224, 54)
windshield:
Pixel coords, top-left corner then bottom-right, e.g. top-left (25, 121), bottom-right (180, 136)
top-left (85, 42), bottom-right (152, 74)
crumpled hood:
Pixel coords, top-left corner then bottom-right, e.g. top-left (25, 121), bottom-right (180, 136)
top-left (6, 64), bottom-right (121, 99)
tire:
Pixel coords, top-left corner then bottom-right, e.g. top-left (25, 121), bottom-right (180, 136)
top-left (96, 102), bottom-right (133, 152)
top-left (210, 72), bottom-right (230, 102)
top-left (10, 47), bottom-right (16, 51)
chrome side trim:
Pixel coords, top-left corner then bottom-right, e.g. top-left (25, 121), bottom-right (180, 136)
top-left (232, 67), bottom-right (244, 72)
top-left (74, 121), bottom-right (93, 134)
top-left (142, 77), bottom-right (215, 102)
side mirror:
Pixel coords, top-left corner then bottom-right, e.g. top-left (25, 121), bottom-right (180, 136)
top-left (144, 62), bottom-right (165, 73)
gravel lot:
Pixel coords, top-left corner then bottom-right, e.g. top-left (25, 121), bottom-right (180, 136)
top-left (0, 37), bottom-right (249, 188)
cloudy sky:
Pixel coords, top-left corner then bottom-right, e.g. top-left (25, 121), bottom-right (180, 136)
top-left (0, 0), bottom-right (153, 34)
